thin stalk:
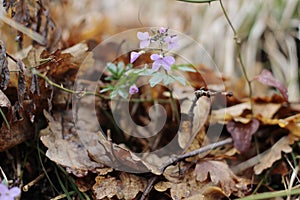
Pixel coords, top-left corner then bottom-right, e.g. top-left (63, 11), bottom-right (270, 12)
top-left (238, 187), bottom-right (300, 200)
top-left (219, 0), bottom-right (254, 116)
top-left (54, 167), bottom-right (72, 200)
top-left (0, 107), bottom-right (10, 129)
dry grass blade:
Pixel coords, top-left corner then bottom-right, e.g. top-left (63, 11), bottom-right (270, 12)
top-left (0, 13), bottom-right (47, 46)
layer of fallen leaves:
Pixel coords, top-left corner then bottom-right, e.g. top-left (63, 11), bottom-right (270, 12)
top-left (0, 1), bottom-right (300, 199)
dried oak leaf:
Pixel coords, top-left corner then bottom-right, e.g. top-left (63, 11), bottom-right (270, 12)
top-left (157, 164), bottom-right (246, 200)
top-left (93, 172), bottom-right (147, 200)
top-left (254, 135), bottom-right (296, 174)
top-left (226, 119), bottom-right (260, 153)
top-left (194, 160), bottom-right (249, 196)
top-left (256, 69), bottom-right (288, 102)
top-left (40, 110), bottom-right (104, 176)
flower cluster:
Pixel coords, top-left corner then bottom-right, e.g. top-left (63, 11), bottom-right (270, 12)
top-left (0, 182), bottom-right (21, 200)
top-left (129, 27), bottom-right (179, 94)
top-left (100, 27), bottom-right (192, 98)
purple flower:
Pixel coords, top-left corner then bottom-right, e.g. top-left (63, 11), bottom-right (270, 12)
top-left (165, 35), bottom-right (179, 50)
top-left (150, 54), bottom-right (175, 71)
top-left (137, 32), bottom-right (150, 48)
top-left (129, 85), bottom-right (139, 95)
top-left (0, 183), bottom-right (21, 200)
top-left (159, 27), bottom-right (167, 34)
top-left (130, 51), bottom-right (141, 63)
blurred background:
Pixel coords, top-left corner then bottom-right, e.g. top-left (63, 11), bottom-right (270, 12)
top-left (1, 0), bottom-right (299, 101)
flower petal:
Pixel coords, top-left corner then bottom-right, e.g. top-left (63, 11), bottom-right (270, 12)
top-left (8, 187), bottom-right (21, 197)
top-left (163, 56), bottom-right (175, 66)
top-left (150, 54), bottom-right (161, 61)
top-left (152, 61), bottom-right (162, 71)
top-left (0, 184), bottom-right (9, 193)
top-left (130, 52), bottom-right (141, 63)
top-left (159, 27), bottom-right (167, 34)
top-left (129, 85), bottom-right (139, 94)
top-left (164, 36), bottom-right (171, 43)
top-left (140, 40), bottom-right (150, 48)
top-left (137, 32), bottom-right (149, 40)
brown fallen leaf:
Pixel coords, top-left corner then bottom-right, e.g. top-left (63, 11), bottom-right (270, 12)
top-left (93, 172), bottom-right (147, 200)
top-left (254, 135), bottom-right (297, 174)
top-left (194, 160), bottom-right (250, 196)
top-left (211, 101), bottom-right (281, 124)
top-left (226, 119), bottom-right (260, 153)
top-left (40, 110), bottom-right (105, 176)
top-left (158, 165), bottom-right (213, 200)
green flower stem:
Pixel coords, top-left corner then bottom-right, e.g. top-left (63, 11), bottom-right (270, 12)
top-left (238, 188), bottom-right (300, 200)
top-left (32, 68), bottom-right (173, 103)
top-left (219, 0), bottom-right (254, 116)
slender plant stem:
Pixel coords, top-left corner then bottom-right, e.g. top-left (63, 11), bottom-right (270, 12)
top-left (238, 187), bottom-right (300, 200)
top-left (0, 107), bottom-right (10, 129)
top-left (219, 0), bottom-right (254, 115)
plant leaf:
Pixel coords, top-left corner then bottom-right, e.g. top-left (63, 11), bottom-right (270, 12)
top-left (256, 69), bottom-right (288, 101)
top-left (254, 136), bottom-right (295, 174)
top-left (194, 160), bottom-right (245, 196)
top-left (226, 119), bottom-right (260, 153)
top-left (162, 74), bottom-right (174, 85)
top-left (172, 64), bottom-right (196, 72)
top-left (171, 75), bottom-right (186, 86)
top-left (149, 72), bottom-right (163, 87)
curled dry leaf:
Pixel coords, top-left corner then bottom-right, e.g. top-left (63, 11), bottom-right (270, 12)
top-left (93, 172), bottom-right (147, 200)
top-left (226, 119), bottom-right (260, 153)
top-left (194, 160), bottom-right (250, 197)
top-left (256, 69), bottom-right (288, 102)
top-left (254, 135), bottom-right (297, 175)
top-left (40, 110), bottom-right (105, 176)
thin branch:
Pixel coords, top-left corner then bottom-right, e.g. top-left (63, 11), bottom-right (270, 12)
top-left (159, 137), bottom-right (233, 174)
top-left (219, 0), bottom-right (254, 115)
top-left (139, 176), bottom-right (159, 200)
